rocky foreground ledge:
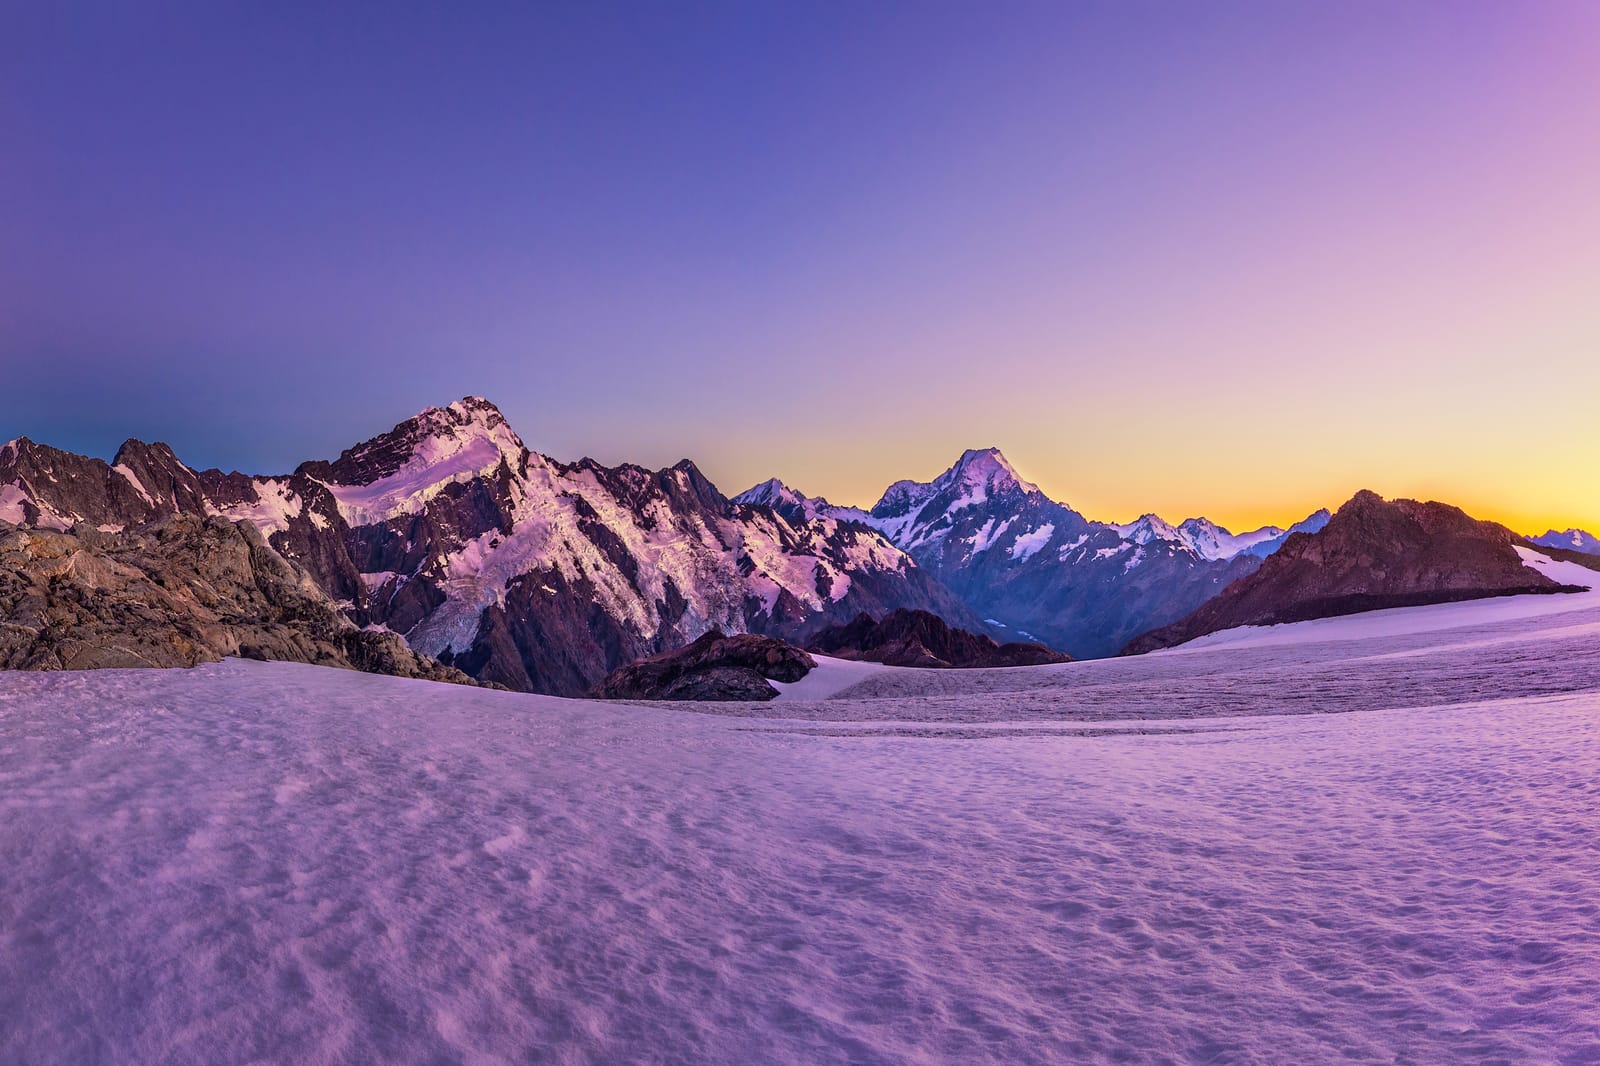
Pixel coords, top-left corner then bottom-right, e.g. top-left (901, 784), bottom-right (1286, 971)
top-left (0, 515), bottom-right (474, 684)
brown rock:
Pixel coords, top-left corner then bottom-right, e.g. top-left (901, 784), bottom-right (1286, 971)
top-left (807, 608), bottom-right (1070, 668)
top-left (1123, 490), bottom-right (1583, 654)
top-left (591, 630), bottom-right (815, 701)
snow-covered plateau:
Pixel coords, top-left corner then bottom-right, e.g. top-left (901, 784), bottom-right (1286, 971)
top-left (5, 586), bottom-right (1600, 1063)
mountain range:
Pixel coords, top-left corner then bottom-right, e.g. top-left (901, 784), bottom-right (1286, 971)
top-left (1531, 528), bottom-right (1600, 556)
top-left (1, 399), bottom-right (976, 693)
top-left (2, 396), bottom-right (1588, 693)
top-left (735, 448), bottom-right (1331, 657)
top-left (1125, 491), bottom-right (1594, 653)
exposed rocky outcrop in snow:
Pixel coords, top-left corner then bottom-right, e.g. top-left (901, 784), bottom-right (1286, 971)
top-left (591, 629), bottom-right (815, 701)
top-left (807, 608), bottom-right (1069, 668)
top-left (0, 514), bottom-right (471, 683)
top-left (1123, 490), bottom-right (1585, 654)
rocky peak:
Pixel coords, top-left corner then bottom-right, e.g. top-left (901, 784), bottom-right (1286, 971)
top-left (320, 396), bottom-right (526, 488)
top-left (938, 447), bottom-right (1039, 499)
top-left (303, 397), bottom-right (530, 527)
top-left (733, 478), bottom-right (872, 527)
top-left (1118, 513), bottom-right (1182, 544)
top-left (0, 437), bottom-right (169, 531)
top-left (869, 447), bottom-right (1040, 528)
top-left (665, 459), bottom-right (728, 513)
top-left (110, 439), bottom-right (211, 516)
top-left (735, 478), bottom-right (798, 508)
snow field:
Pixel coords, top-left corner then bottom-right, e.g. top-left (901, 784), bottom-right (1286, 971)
top-left (4, 589), bottom-right (1600, 1062)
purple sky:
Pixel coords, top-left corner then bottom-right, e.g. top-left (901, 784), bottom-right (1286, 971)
top-left (4, 2), bottom-right (1598, 531)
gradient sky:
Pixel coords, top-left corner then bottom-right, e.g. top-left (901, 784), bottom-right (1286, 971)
top-left (3, 2), bottom-right (1598, 534)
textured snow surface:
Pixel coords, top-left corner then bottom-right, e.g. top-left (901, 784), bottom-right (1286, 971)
top-left (769, 655), bottom-right (886, 701)
top-left (6, 601), bottom-right (1600, 1063)
top-left (0, 483), bottom-right (30, 526)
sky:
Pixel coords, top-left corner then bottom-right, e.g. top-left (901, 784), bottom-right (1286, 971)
top-left (3, 2), bottom-right (1598, 534)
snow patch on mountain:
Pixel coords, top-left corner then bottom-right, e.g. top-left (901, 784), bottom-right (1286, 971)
top-left (971, 516), bottom-right (1015, 554)
top-left (214, 478), bottom-right (309, 536)
top-left (111, 463), bottom-right (156, 506)
top-left (1009, 523), bottom-right (1055, 562)
top-left (0, 484), bottom-right (30, 526)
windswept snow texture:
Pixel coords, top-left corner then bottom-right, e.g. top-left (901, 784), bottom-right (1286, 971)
top-left (7, 593), bottom-right (1600, 1063)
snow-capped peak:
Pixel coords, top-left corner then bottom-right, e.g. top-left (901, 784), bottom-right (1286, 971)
top-left (938, 447), bottom-right (1039, 499)
top-left (1531, 527), bottom-right (1600, 555)
top-left (1115, 513), bottom-right (1289, 561)
top-left (733, 478), bottom-right (871, 526)
top-left (1117, 513), bottom-right (1182, 545)
top-left (1176, 517), bottom-right (1283, 560)
top-left (319, 397), bottom-right (528, 525)
top-left (733, 478), bottom-right (803, 510)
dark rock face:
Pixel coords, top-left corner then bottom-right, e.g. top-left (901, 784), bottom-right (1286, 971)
top-left (591, 630), bottom-right (815, 701)
top-left (0, 514), bottom-right (472, 683)
top-left (808, 609), bottom-right (1070, 668)
top-left (1124, 491), bottom-right (1582, 653)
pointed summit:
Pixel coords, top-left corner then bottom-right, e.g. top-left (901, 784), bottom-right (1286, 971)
top-left (937, 447), bottom-right (1039, 499)
top-left (1117, 513), bottom-right (1182, 545)
top-left (733, 477), bottom-right (801, 510)
top-left (316, 396), bottom-right (529, 525)
top-left (733, 478), bottom-right (871, 527)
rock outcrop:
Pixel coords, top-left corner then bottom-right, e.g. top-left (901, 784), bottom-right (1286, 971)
top-left (590, 630), bottom-right (815, 701)
top-left (0, 514), bottom-right (472, 683)
top-left (1123, 490), bottom-right (1583, 653)
top-left (808, 608), bottom-right (1070, 668)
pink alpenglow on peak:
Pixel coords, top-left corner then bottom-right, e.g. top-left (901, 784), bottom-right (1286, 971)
top-left (940, 447), bottom-right (1040, 500)
top-left (732, 478), bottom-right (872, 526)
top-left (1117, 513), bottom-right (1288, 561)
top-left (320, 398), bottom-right (528, 526)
